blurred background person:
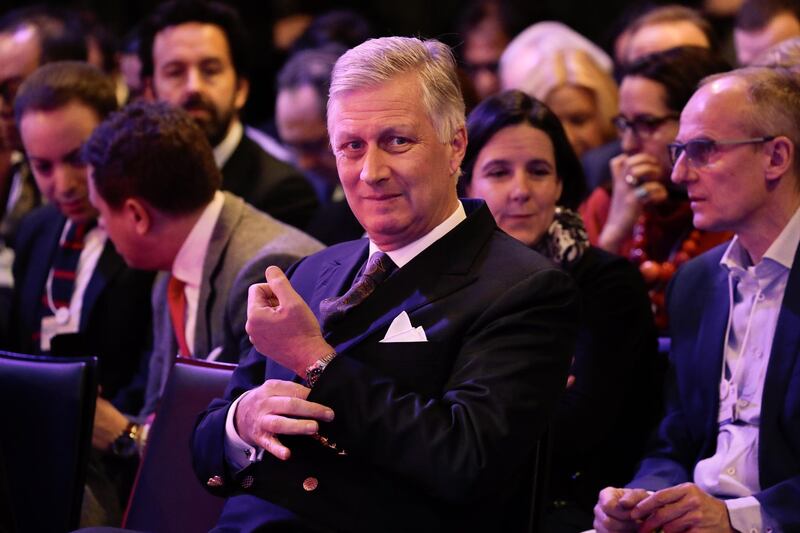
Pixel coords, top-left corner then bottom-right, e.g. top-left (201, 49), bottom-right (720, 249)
top-left (139, 0), bottom-right (318, 229)
top-left (457, 0), bottom-right (515, 101)
top-left (461, 90), bottom-right (662, 532)
top-left (734, 0), bottom-right (800, 65)
top-left (751, 33), bottom-right (800, 65)
top-left (0, 5), bottom-right (88, 341)
top-left (275, 44), bottom-right (363, 245)
top-left (580, 46), bottom-right (732, 330)
top-left (501, 46), bottom-right (618, 160)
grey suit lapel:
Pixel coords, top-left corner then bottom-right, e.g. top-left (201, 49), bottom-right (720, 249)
top-left (194, 193), bottom-right (244, 356)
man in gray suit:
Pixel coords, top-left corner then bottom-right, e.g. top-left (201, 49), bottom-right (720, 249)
top-left (83, 101), bottom-right (322, 458)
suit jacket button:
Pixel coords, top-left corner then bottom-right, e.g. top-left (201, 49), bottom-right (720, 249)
top-left (207, 475), bottom-right (224, 488)
top-left (241, 475), bottom-right (255, 489)
top-left (302, 477), bottom-right (319, 491)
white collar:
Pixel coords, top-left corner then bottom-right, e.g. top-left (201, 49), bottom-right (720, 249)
top-left (172, 191), bottom-right (225, 287)
top-left (368, 201), bottom-right (466, 268)
top-left (213, 120), bottom-right (243, 168)
top-left (721, 205), bottom-right (800, 271)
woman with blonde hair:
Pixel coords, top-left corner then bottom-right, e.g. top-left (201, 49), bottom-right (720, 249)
top-left (500, 22), bottom-right (618, 157)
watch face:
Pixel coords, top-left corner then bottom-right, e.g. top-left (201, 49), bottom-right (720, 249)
top-left (112, 434), bottom-right (136, 457)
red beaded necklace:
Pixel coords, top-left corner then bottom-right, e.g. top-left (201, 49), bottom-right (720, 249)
top-left (628, 214), bottom-right (704, 330)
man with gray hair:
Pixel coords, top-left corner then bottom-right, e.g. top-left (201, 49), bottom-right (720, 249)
top-left (593, 67), bottom-right (800, 533)
top-left (192, 36), bottom-right (579, 531)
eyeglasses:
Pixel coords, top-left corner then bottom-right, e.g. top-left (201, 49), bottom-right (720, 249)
top-left (613, 113), bottom-right (679, 138)
top-left (667, 136), bottom-right (775, 166)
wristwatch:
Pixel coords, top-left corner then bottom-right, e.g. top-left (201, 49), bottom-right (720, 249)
top-left (305, 351), bottom-right (338, 388)
top-left (111, 421), bottom-right (140, 457)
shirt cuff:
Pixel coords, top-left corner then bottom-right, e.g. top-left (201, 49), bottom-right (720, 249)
top-left (726, 496), bottom-right (780, 533)
top-left (224, 391), bottom-right (265, 472)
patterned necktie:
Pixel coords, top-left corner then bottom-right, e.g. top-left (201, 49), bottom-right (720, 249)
top-left (167, 275), bottom-right (191, 357)
top-left (37, 220), bottom-right (95, 342)
top-left (319, 251), bottom-right (397, 332)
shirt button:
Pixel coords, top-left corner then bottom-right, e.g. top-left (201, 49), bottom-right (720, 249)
top-left (303, 476), bottom-right (319, 491)
top-left (757, 293), bottom-right (765, 301)
top-left (750, 528), bottom-right (759, 533)
top-left (727, 467), bottom-right (737, 476)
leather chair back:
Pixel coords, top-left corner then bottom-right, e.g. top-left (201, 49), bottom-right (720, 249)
top-left (123, 357), bottom-right (234, 533)
top-left (0, 350), bottom-right (97, 532)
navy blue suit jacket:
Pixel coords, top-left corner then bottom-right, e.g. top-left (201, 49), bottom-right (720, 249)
top-left (192, 200), bottom-right (580, 532)
top-left (7, 205), bottom-right (154, 412)
top-left (630, 241), bottom-right (800, 530)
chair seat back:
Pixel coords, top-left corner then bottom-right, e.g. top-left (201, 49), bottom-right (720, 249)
top-left (123, 357), bottom-right (235, 533)
top-left (0, 350), bottom-right (97, 533)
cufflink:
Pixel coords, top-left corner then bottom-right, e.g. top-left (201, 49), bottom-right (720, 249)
top-left (207, 475), bottom-right (224, 488)
top-left (302, 477), bottom-right (319, 492)
top-left (240, 474), bottom-right (255, 489)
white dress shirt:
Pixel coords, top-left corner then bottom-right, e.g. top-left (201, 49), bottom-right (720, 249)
top-left (223, 201), bottom-right (468, 471)
top-left (694, 206), bottom-right (800, 533)
top-left (170, 191), bottom-right (225, 355)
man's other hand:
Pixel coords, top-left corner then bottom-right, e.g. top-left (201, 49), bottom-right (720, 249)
top-left (234, 379), bottom-right (334, 460)
top-left (92, 397), bottom-right (130, 451)
top-left (631, 482), bottom-right (734, 533)
top-left (594, 486), bottom-right (650, 532)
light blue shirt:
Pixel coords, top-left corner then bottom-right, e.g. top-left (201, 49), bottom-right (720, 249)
top-left (693, 206), bottom-right (800, 533)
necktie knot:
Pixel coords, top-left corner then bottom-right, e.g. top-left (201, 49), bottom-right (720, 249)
top-left (319, 252), bottom-right (396, 332)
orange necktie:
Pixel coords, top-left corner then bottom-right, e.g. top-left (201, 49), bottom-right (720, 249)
top-left (167, 275), bottom-right (191, 357)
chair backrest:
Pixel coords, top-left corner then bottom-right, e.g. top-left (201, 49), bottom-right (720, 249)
top-left (123, 357), bottom-right (235, 533)
top-left (0, 350), bottom-right (97, 533)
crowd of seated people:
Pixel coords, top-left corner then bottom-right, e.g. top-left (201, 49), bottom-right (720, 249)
top-left (1, 0), bottom-right (800, 532)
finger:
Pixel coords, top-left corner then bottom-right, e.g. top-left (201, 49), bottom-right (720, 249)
top-left (248, 282), bottom-right (279, 312)
top-left (265, 395), bottom-right (335, 422)
top-left (265, 266), bottom-right (300, 304)
top-left (638, 505), bottom-right (691, 533)
top-left (261, 434), bottom-right (291, 461)
top-left (593, 507), bottom-right (640, 532)
top-left (259, 413), bottom-right (319, 435)
top-left (262, 379), bottom-right (312, 399)
top-left (632, 487), bottom-right (685, 518)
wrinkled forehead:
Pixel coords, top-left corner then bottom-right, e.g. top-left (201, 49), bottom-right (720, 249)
top-left (681, 76), bottom-right (752, 134)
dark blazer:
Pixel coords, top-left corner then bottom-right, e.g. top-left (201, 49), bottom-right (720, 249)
top-left (630, 241), bottom-right (800, 530)
top-left (192, 200), bottom-right (580, 533)
top-left (7, 205), bottom-right (154, 413)
top-left (221, 134), bottom-right (319, 230)
top-left (549, 247), bottom-right (662, 512)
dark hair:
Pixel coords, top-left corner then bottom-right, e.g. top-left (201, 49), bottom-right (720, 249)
top-left (736, 0), bottom-right (800, 31)
top-left (461, 90), bottom-right (587, 209)
top-left (0, 5), bottom-right (87, 64)
top-left (621, 46), bottom-right (731, 113)
top-left (291, 10), bottom-right (374, 53)
top-left (627, 5), bottom-right (718, 53)
top-left (14, 61), bottom-right (118, 124)
top-left (139, 0), bottom-right (250, 80)
top-left (83, 101), bottom-right (220, 214)
top-left (277, 44), bottom-right (344, 116)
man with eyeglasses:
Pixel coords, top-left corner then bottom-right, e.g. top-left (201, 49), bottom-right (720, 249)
top-left (593, 67), bottom-right (800, 533)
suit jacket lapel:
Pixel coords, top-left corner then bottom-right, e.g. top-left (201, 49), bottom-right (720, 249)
top-left (691, 261), bottom-right (729, 449)
top-left (761, 239), bottom-right (800, 443)
top-left (80, 240), bottom-right (124, 330)
top-left (324, 202), bottom-right (494, 353)
top-left (195, 194), bottom-right (242, 355)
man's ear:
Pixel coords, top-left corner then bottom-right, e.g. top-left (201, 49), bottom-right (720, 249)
top-left (449, 126), bottom-right (468, 177)
top-left (765, 135), bottom-right (794, 183)
top-left (124, 198), bottom-right (151, 235)
top-left (234, 77), bottom-right (250, 112)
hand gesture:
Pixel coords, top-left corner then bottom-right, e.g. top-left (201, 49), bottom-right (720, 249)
top-left (594, 486), bottom-right (650, 532)
top-left (631, 483), bottom-right (734, 533)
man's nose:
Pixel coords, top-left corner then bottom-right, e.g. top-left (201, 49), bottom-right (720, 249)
top-left (360, 146), bottom-right (389, 184)
top-left (54, 166), bottom-right (80, 196)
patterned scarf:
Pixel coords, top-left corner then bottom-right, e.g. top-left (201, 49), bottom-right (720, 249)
top-left (532, 207), bottom-right (589, 269)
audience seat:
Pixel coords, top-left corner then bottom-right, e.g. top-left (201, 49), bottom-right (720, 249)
top-left (122, 357), bottom-right (235, 533)
top-left (0, 350), bottom-right (98, 533)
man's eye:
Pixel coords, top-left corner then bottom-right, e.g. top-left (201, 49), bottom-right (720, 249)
top-left (33, 162), bottom-right (53, 175)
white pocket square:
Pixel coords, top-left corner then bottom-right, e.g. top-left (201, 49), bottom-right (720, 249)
top-left (380, 311), bottom-right (428, 343)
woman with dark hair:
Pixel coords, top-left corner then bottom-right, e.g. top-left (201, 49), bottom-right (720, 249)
top-left (580, 46), bottom-right (732, 329)
top-left (462, 90), bottom-right (662, 532)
